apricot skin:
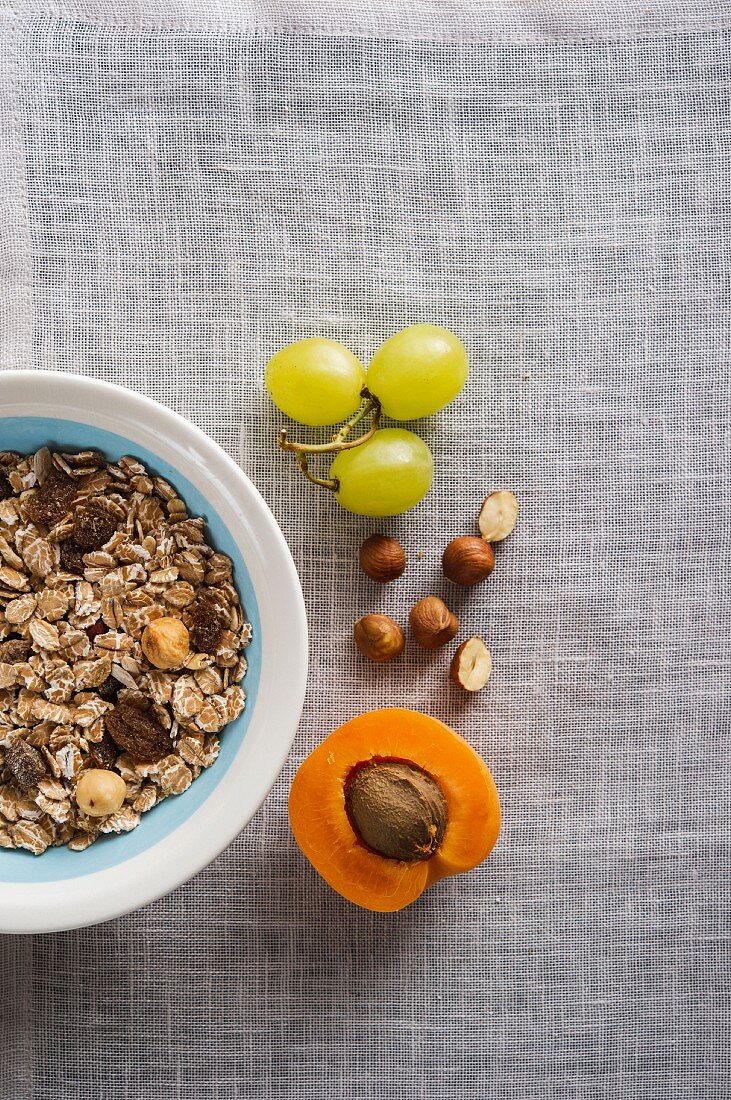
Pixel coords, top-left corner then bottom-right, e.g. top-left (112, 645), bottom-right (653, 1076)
top-left (288, 708), bottom-right (501, 912)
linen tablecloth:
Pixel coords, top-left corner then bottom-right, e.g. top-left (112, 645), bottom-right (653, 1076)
top-left (1, 2), bottom-right (730, 1097)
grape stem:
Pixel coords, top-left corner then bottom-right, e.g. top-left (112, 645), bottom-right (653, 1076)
top-left (278, 392), bottom-right (381, 456)
top-left (294, 453), bottom-right (339, 492)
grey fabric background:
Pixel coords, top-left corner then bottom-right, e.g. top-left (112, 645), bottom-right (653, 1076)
top-left (1, 3), bottom-right (730, 1097)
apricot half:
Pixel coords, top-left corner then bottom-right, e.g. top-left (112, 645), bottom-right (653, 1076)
top-left (288, 708), bottom-right (501, 912)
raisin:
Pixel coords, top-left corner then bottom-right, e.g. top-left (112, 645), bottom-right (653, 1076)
top-left (0, 638), bottom-right (30, 663)
top-left (189, 594), bottom-right (229, 655)
top-left (86, 620), bottom-right (106, 642)
top-left (87, 731), bottom-right (119, 770)
top-left (25, 467), bottom-right (77, 528)
top-left (5, 739), bottom-right (47, 791)
top-left (60, 539), bottom-right (85, 575)
top-left (72, 501), bottom-right (118, 550)
top-left (97, 676), bottom-right (120, 702)
top-left (105, 702), bottom-right (171, 762)
top-left (0, 470), bottom-right (11, 500)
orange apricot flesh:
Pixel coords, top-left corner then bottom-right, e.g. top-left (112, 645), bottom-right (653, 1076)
top-left (288, 708), bottom-right (501, 912)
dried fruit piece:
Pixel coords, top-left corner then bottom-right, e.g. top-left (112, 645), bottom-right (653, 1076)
top-left (5, 738), bottom-right (47, 791)
top-left (60, 539), bottom-right (85, 575)
top-left (442, 536), bottom-right (495, 586)
top-left (189, 595), bottom-right (228, 655)
top-left (409, 596), bottom-right (459, 649)
top-left (87, 730), bottom-right (118, 770)
top-left (358, 535), bottom-right (406, 583)
top-left (478, 491), bottom-right (519, 543)
top-left (96, 676), bottom-right (120, 702)
top-left (86, 620), bottom-right (107, 642)
top-left (450, 637), bottom-right (493, 692)
top-left (105, 701), bottom-right (171, 762)
top-left (71, 501), bottom-right (118, 550)
top-left (353, 614), bottom-right (405, 663)
top-left (25, 467), bottom-right (77, 528)
top-left (0, 638), bottom-right (30, 663)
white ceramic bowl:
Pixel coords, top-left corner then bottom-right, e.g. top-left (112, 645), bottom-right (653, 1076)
top-left (0, 371), bottom-right (307, 933)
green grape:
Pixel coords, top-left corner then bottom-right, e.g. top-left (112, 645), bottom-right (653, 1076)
top-left (266, 338), bottom-right (366, 427)
top-left (330, 428), bottom-right (433, 517)
top-left (366, 324), bottom-right (468, 421)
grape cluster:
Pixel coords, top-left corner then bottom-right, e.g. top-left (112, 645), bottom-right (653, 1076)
top-left (265, 324), bottom-right (467, 517)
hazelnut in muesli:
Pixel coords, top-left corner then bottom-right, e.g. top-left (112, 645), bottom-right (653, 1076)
top-left (0, 447), bottom-right (252, 855)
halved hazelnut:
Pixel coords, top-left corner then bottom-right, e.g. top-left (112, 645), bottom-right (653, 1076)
top-left (359, 535), bottom-right (406, 583)
top-left (478, 491), bottom-right (519, 543)
top-left (450, 637), bottom-right (493, 692)
top-left (354, 614), bottom-right (405, 663)
top-left (409, 596), bottom-right (459, 649)
top-left (442, 537), bottom-right (495, 586)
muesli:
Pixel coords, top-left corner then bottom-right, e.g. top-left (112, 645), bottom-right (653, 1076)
top-left (0, 447), bottom-right (251, 854)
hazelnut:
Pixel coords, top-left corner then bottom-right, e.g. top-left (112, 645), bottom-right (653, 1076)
top-left (478, 490), bottom-right (519, 542)
top-left (359, 535), bottom-right (406, 583)
top-left (442, 536), bottom-right (495, 586)
top-left (75, 769), bottom-right (127, 817)
top-left (450, 637), bottom-right (493, 692)
top-left (141, 616), bottom-right (190, 669)
top-left (409, 596), bottom-right (459, 649)
top-left (354, 614), bottom-right (405, 663)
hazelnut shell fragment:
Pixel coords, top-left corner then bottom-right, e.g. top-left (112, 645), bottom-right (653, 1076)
top-left (442, 536), bottom-right (495, 586)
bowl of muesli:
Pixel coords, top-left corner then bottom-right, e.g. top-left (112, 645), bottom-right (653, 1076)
top-left (0, 371), bottom-right (307, 933)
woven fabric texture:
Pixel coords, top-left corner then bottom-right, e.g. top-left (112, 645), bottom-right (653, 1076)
top-left (1, 4), bottom-right (730, 1098)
